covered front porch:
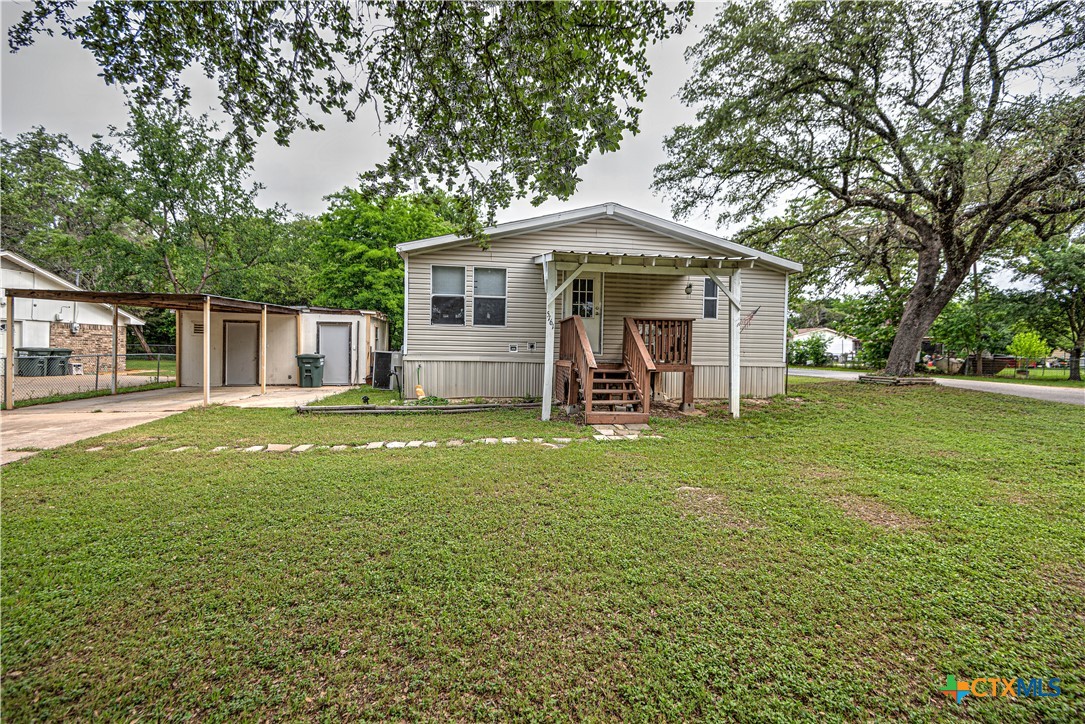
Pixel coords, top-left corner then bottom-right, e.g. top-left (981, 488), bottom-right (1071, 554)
top-left (534, 250), bottom-right (757, 424)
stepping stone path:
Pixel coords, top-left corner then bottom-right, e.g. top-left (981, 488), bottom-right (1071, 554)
top-left (100, 424), bottom-right (661, 456)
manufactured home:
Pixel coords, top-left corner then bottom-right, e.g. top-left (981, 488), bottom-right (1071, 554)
top-left (397, 203), bottom-right (802, 423)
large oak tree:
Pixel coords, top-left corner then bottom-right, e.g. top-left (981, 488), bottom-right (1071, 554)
top-left (654, 0), bottom-right (1084, 376)
top-left (10, 1), bottom-right (693, 236)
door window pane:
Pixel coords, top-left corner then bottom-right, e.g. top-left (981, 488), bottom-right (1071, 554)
top-left (572, 278), bottom-right (594, 318)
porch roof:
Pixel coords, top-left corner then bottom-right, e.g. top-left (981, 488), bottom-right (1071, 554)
top-left (532, 250), bottom-right (757, 273)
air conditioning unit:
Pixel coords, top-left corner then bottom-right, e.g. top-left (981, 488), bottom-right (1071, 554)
top-left (372, 350), bottom-right (403, 391)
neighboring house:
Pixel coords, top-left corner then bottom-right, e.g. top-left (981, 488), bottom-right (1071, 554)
top-left (396, 203), bottom-right (802, 422)
top-left (176, 305), bottom-right (388, 387)
top-left (1, 250), bottom-right (143, 371)
top-left (790, 327), bottom-right (860, 359)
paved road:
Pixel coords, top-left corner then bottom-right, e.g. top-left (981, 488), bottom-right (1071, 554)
top-left (791, 368), bottom-right (1085, 406)
top-left (0, 385), bottom-right (340, 465)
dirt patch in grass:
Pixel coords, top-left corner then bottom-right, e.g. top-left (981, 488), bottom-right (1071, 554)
top-left (674, 487), bottom-right (760, 530)
top-left (1042, 564), bottom-right (1085, 595)
top-left (827, 493), bottom-right (927, 531)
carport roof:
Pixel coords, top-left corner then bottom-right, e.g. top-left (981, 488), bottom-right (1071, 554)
top-left (4, 289), bottom-right (302, 315)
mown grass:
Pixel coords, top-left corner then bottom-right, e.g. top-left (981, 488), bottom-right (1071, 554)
top-left (126, 357), bottom-right (177, 376)
top-left (307, 384), bottom-right (402, 406)
top-left (2, 381), bottom-right (1083, 721)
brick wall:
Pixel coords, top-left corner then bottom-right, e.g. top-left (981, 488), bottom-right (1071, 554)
top-left (49, 322), bottom-right (127, 372)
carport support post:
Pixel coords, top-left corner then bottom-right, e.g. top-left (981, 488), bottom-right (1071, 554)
top-left (175, 310), bottom-right (182, 387)
top-left (5, 294), bottom-right (14, 410)
top-left (202, 296), bottom-right (211, 406)
top-left (111, 305), bottom-right (119, 395)
top-left (260, 304), bottom-right (267, 394)
top-left (541, 261), bottom-right (556, 421)
top-left (729, 269), bottom-right (742, 419)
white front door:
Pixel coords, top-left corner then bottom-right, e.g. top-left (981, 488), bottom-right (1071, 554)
top-left (224, 321), bottom-right (259, 386)
top-left (565, 272), bottom-right (603, 355)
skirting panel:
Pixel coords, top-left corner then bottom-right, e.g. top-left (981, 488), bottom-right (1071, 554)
top-left (406, 359), bottom-right (785, 400)
top-left (406, 360), bottom-right (545, 399)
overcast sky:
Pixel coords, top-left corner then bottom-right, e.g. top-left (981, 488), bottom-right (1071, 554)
top-left (1, 2), bottom-right (725, 232)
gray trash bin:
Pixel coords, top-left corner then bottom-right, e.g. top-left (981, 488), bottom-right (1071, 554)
top-left (15, 347), bottom-right (50, 377)
top-left (296, 354), bottom-right (325, 388)
top-left (46, 348), bottom-right (72, 376)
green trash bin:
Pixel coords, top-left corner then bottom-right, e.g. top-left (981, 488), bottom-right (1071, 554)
top-left (46, 348), bottom-right (73, 376)
top-left (15, 347), bottom-right (50, 377)
top-left (296, 354), bottom-right (325, 388)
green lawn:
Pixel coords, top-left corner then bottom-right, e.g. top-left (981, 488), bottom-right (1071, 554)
top-left (307, 384), bottom-right (402, 406)
top-left (3, 381), bottom-right (1083, 721)
top-left (126, 356), bottom-right (177, 376)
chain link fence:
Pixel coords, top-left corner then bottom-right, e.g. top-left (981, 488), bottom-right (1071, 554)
top-left (1, 352), bottom-right (176, 407)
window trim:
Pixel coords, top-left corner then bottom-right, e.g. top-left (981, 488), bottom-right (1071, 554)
top-left (472, 266), bottom-right (508, 327)
top-left (703, 278), bottom-right (719, 320)
top-left (430, 265), bottom-right (466, 326)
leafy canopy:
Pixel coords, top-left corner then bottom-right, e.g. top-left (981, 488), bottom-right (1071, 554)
top-left (312, 192), bottom-right (457, 346)
top-left (9, 1), bottom-right (693, 235)
top-left (654, 0), bottom-right (1085, 375)
top-left (1007, 330), bottom-right (1052, 360)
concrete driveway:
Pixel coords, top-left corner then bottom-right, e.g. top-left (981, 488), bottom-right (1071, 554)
top-left (1, 385), bottom-right (341, 465)
top-left (792, 368), bottom-right (1085, 406)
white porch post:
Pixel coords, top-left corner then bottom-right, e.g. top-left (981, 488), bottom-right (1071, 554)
top-left (729, 269), bottom-right (742, 418)
top-left (5, 294), bottom-right (14, 410)
top-left (202, 296), bottom-right (211, 406)
top-left (541, 261), bottom-right (557, 421)
top-left (111, 305), bottom-right (119, 395)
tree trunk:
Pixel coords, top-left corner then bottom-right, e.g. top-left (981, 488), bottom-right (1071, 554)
top-left (883, 247), bottom-right (963, 377)
top-left (1071, 345), bottom-right (1082, 382)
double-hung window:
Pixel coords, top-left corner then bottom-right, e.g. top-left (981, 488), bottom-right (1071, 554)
top-left (703, 279), bottom-right (719, 319)
top-left (473, 267), bottom-right (507, 326)
top-left (431, 266), bottom-right (465, 325)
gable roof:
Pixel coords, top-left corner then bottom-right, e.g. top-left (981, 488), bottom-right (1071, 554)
top-left (1, 250), bottom-right (144, 325)
top-left (396, 202), bottom-right (803, 274)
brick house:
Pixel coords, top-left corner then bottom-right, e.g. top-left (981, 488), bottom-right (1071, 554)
top-left (1, 250), bottom-right (144, 371)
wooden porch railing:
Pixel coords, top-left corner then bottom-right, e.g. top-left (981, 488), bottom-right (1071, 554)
top-left (559, 315), bottom-right (598, 414)
top-left (623, 318), bottom-right (656, 417)
top-left (631, 318), bottom-right (693, 366)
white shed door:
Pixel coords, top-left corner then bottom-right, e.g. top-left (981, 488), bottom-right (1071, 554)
top-left (224, 321), bottom-right (259, 386)
top-left (318, 323), bottom-right (351, 385)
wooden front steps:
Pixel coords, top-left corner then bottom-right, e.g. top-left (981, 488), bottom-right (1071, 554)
top-left (585, 363), bottom-right (648, 425)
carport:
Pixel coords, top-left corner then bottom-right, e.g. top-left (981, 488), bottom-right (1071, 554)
top-left (4, 289), bottom-right (300, 410)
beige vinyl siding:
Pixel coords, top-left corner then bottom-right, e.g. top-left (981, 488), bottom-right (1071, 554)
top-left (403, 217), bottom-right (789, 397)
